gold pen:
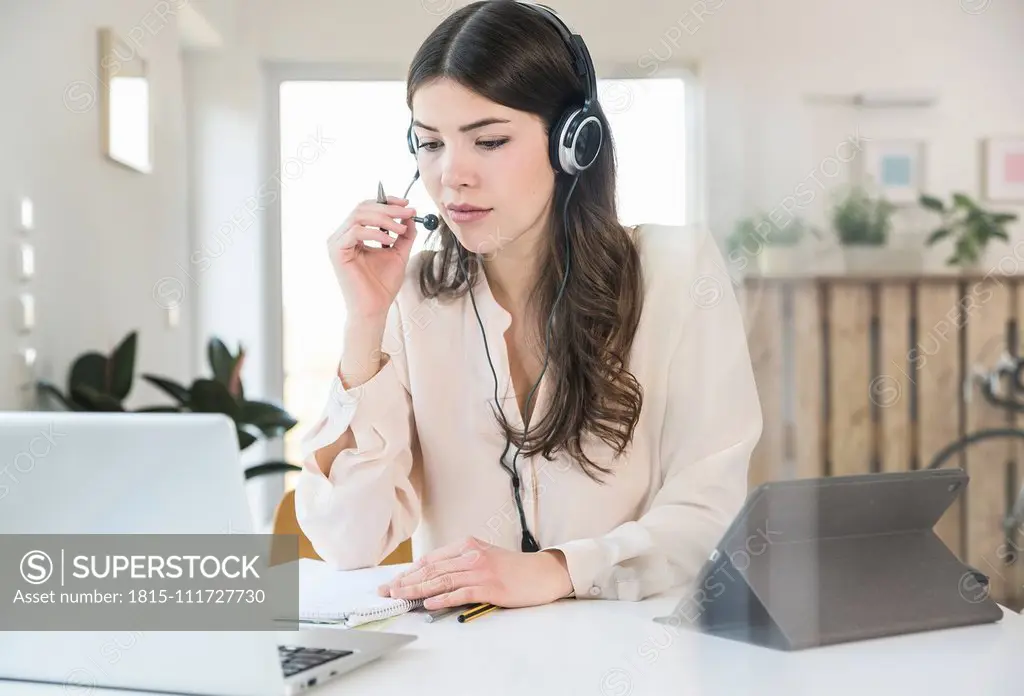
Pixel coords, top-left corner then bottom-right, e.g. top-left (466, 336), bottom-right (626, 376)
top-left (457, 603), bottom-right (500, 623)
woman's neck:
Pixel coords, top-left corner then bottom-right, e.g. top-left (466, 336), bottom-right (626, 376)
top-left (480, 216), bottom-right (549, 318)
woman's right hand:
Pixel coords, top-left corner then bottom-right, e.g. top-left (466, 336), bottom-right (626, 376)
top-left (328, 195), bottom-right (419, 321)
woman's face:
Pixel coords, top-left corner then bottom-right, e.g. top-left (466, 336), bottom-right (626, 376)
top-left (411, 78), bottom-right (555, 258)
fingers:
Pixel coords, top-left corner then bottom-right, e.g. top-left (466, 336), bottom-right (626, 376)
top-left (378, 542), bottom-right (464, 595)
top-left (354, 210), bottom-right (413, 237)
top-left (389, 570), bottom-right (484, 602)
top-left (329, 196), bottom-right (415, 253)
top-left (332, 206), bottom-right (416, 250)
top-left (380, 536), bottom-right (487, 597)
top-left (360, 198), bottom-right (412, 218)
top-left (335, 225), bottom-right (400, 251)
top-left (360, 193), bottom-right (408, 209)
top-left (392, 555), bottom-right (479, 590)
top-left (391, 215), bottom-right (419, 262)
top-left (364, 203), bottom-right (414, 218)
top-left (422, 586), bottom-right (487, 610)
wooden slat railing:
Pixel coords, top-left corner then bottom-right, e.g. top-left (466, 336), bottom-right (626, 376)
top-left (741, 274), bottom-right (1024, 611)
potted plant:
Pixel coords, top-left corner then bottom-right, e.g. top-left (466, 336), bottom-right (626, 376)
top-left (830, 186), bottom-right (919, 273)
top-left (726, 213), bottom-right (823, 275)
top-left (919, 192), bottom-right (1017, 271)
top-left (36, 331), bottom-right (301, 481)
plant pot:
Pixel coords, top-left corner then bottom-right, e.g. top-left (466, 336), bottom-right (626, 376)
top-left (806, 241), bottom-right (847, 275)
top-left (951, 259), bottom-right (985, 276)
top-left (840, 245), bottom-right (923, 275)
top-left (754, 246), bottom-right (809, 275)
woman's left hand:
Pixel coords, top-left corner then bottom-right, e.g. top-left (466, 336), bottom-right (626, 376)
top-left (377, 536), bottom-right (574, 609)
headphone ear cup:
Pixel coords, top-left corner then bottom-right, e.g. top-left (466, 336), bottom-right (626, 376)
top-left (573, 114), bottom-right (603, 171)
top-left (549, 108), bottom-right (580, 175)
top-left (550, 108), bottom-right (604, 176)
top-left (407, 123), bottom-right (417, 155)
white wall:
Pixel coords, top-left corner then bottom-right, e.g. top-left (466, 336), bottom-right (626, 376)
top-left (182, 17), bottom-right (268, 401)
top-left (0, 0), bottom-right (193, 411)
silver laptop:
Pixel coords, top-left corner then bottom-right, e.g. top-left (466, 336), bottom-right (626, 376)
top-left (0, 411), bottom-right (415, 695)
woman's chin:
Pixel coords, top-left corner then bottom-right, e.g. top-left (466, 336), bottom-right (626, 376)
top-left (449, 220), bottom-right (509, 256)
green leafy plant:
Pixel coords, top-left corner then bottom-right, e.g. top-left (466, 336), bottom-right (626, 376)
top-left (919, 192), bottom-right (1017, 267)
top-left (36, 332), bottom-right (139, 412)
top-left (37, 331), bottom-right (300, 480)
top-left (831, 186), bottom-right (896, 246)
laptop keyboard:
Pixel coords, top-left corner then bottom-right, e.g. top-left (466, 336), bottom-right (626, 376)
top-left (278, 645), bottom-right (354, 677)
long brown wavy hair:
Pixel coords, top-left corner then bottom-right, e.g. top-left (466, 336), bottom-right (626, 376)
top-left (407, 1), bottom-right (644, 482)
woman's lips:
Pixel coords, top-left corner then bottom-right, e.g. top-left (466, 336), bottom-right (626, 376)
top-left (448, 208), bottom-right (492, 224)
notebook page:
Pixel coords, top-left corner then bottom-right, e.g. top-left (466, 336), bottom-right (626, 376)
top-left (297, 558), bottom-right (416, 621)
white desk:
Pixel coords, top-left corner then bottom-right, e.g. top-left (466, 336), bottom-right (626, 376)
top-left (1, 591), bottom-right (1021, 696)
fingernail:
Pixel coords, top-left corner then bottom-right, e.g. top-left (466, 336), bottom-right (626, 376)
top-left (377, 584), bottom-right (390, 596)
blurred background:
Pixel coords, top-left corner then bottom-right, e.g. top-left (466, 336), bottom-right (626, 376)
top-left (1, 0), bottom-right (1023, 608)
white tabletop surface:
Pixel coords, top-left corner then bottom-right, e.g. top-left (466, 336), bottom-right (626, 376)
top-left (1, 591), bottom-right (1021, 696)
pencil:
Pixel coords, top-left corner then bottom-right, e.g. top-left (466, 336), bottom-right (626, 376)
top-left (457, 603), bottom-right (500, 623)
top-left (375, 181), bottom-right (396, 248)
top-left (424, 605), bottom-right (462, 623)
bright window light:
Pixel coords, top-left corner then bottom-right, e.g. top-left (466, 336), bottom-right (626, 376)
top-left (598, 78), bottom-right (687, 226)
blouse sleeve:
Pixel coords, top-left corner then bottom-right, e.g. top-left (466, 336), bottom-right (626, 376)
top-left (293, 298), bottom-right (422, 570)
top-left (545, 227), bottom-right (763, 601)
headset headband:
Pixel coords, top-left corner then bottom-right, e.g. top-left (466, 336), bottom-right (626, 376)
top-left (521, 3), bottom-right (597, 109)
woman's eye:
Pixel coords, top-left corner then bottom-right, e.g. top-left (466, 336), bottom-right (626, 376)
top-left (417, 138), bottom-right (508, 152)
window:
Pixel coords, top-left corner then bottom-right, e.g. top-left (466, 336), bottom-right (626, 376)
top-left (277, 77), bottom-right (692, 465)
top-left (599, 78), bottom-right (688, 226)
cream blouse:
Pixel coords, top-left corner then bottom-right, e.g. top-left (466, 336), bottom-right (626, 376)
top-left (295, 222), bottom-right (763, 602)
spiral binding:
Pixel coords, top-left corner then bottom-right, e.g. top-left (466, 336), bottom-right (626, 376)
top-left (343, 597), bottom-right (424, 628)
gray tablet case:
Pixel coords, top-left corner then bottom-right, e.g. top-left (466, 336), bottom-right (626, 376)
top-left (656, 468), bottom-right (1005, 650)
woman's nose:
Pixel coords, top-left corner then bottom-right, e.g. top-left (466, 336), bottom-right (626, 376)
top-left (439, 148), bottom-right (477, 189)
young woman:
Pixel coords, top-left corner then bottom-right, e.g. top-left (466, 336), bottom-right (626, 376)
top-left (296, 1), bottom-right (762, 611)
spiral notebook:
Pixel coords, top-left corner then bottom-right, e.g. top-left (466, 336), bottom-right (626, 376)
top-left (297, 558), bottom-right (424, 628)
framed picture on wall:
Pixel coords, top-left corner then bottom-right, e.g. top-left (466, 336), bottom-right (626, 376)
top-left (861, 140), bottom-right (925, 204)
top-left (982, 137), bottom-right (1024, 203)
top-left (98, 28), bottom-right (152, 174)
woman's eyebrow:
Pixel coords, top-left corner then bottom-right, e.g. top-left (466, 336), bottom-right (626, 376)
top-left (412, 117), bottom-right (512, 133)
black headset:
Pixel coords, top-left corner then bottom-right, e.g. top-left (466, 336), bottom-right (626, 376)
top-left (405, 2), bottom-right (602, 553)
top-left (406, 2), bottom-right (603, 177)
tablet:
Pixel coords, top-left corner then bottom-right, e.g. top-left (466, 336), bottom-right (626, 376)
top-left (655, 468), bottom-right (1004, 650)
